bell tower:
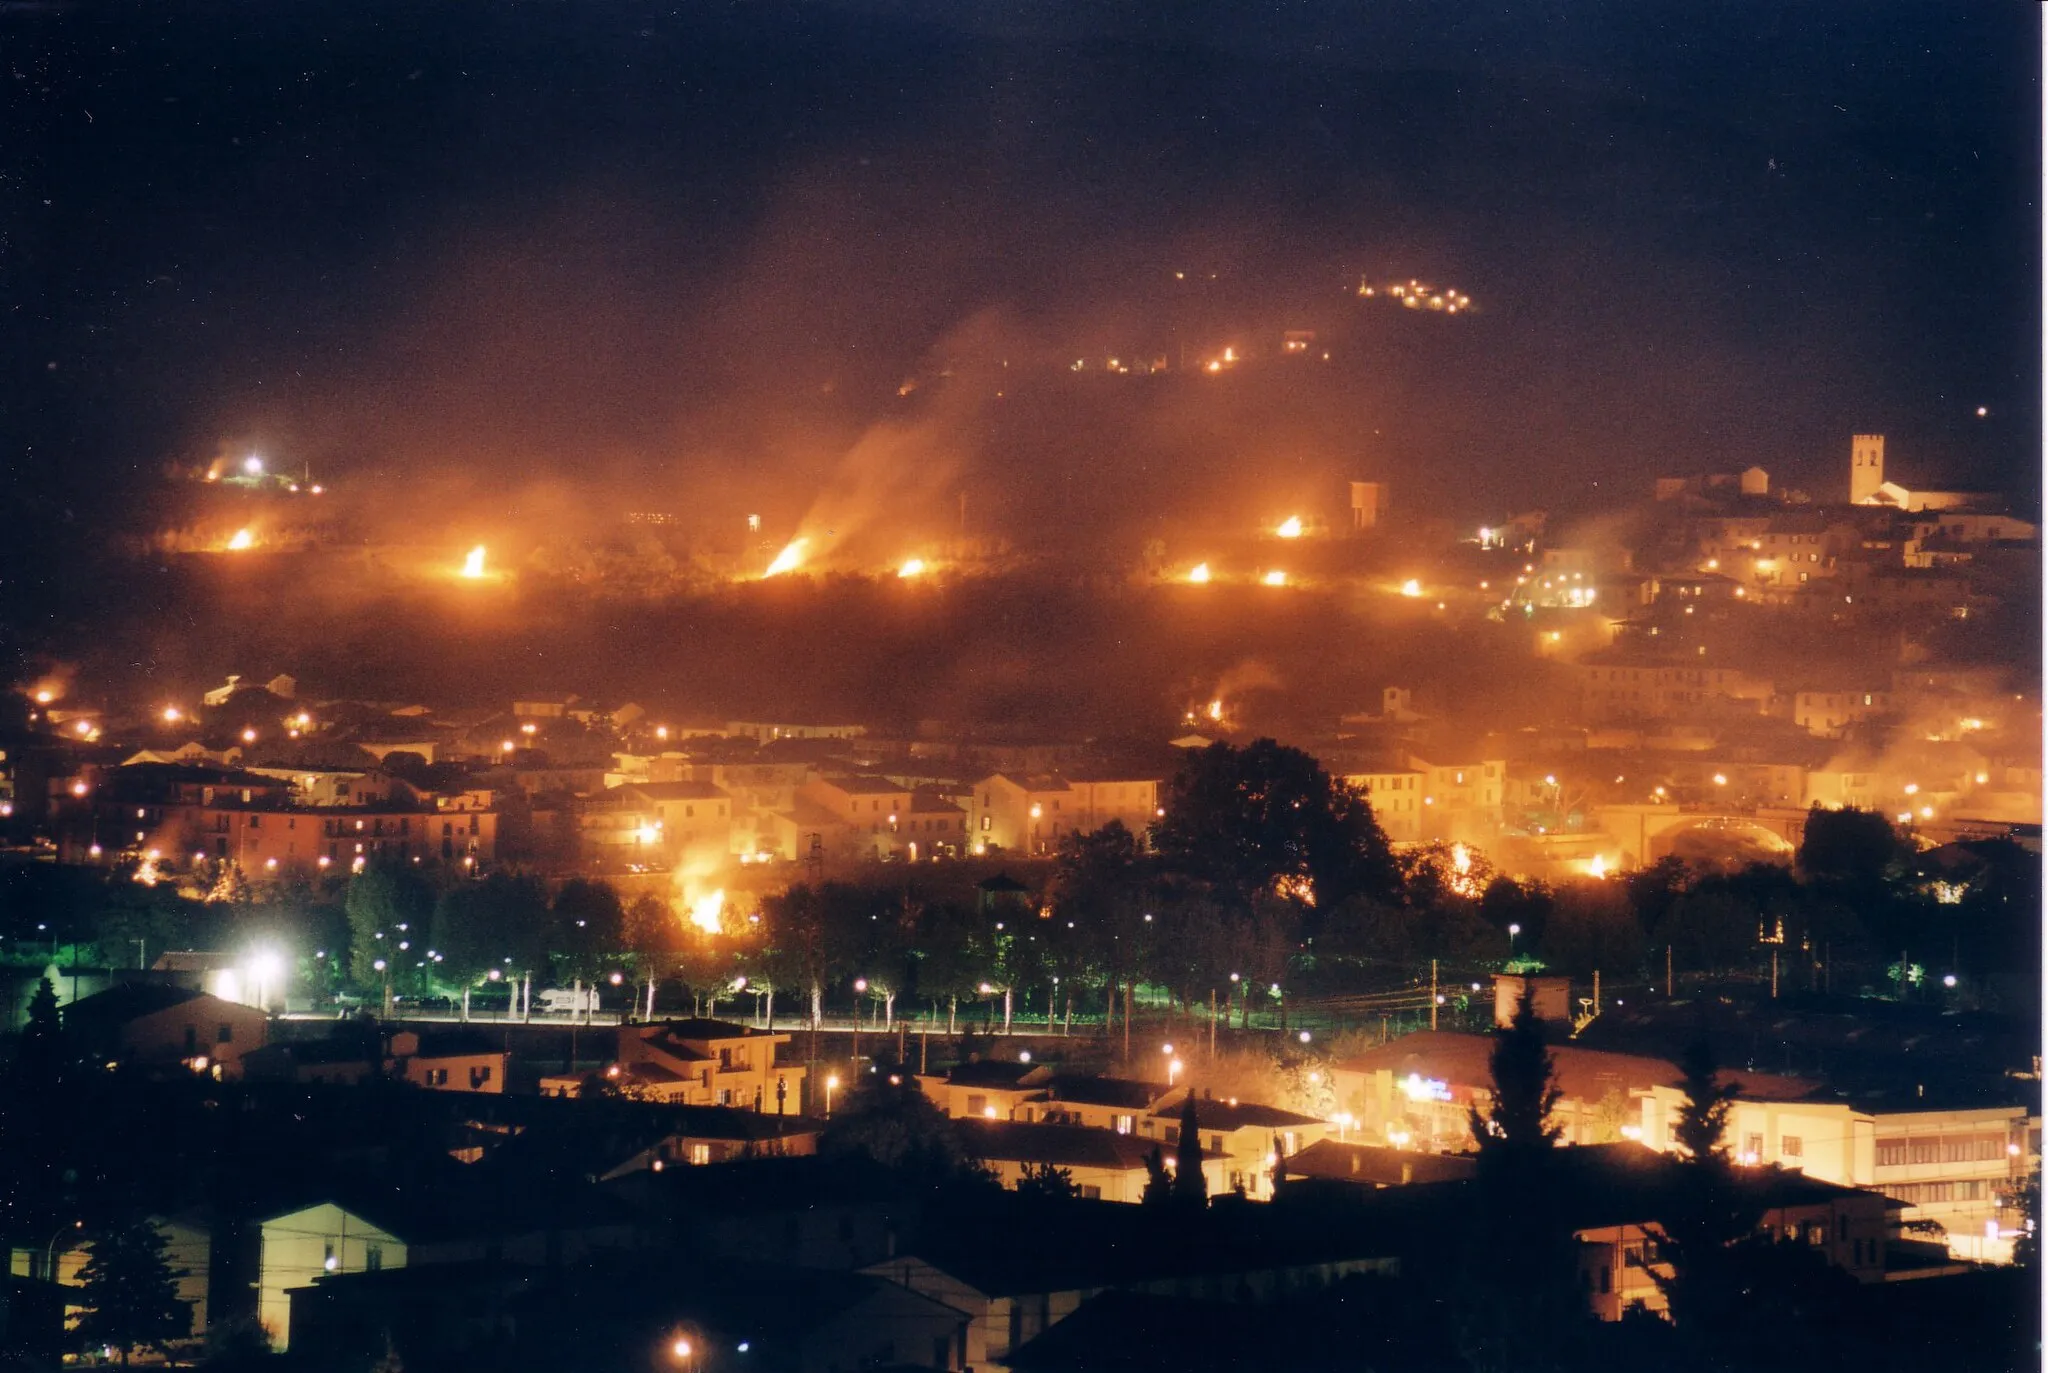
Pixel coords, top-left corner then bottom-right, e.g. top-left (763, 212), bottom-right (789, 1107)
top-left (1850, 433), bottom-right (1884, 504)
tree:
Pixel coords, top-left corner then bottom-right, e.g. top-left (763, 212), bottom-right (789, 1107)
top-left (1470, 986), bottom-right (1560, 1157)
top-left (344, 863), bottom-right (433, 988)
top-left (1651, 1042), bottom-right (1759, 1359)
top-left (1139, 1146), bottom-right (1173, 1206)
top-left (1014, 1162), bottom-right (1080, 1202)
top-left (818, 1071), bottom-right (977, 1180)
top-left (621, 892), bottom-right (684, 1018)
top-left (1797, 805), bottom-right (1904, 889)
top-left (1453, 988), bottom-right (1583, 1373)
top-left (73, 1217), bottom-right (190, 1366)
top-left (548, 878), bottom-right (626, 991)
top-left (16, 975), bottom-right (66, 1081)
top-left (1172, 1094), bottom-right (1208, 1206)
top-left (1153, 740), bottom-right (1398, 912)
top-left (431, 881), bottom-right (510, 1019)
top-left (757, 884), bottom-right (841, 1029)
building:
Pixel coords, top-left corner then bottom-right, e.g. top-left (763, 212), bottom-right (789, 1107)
top-left (1277, 1138), bottom-right (1476, 1189)
top-left (258, 1203), bottom-right (408, 1349)
top-left (958, 1120), bottom-right (1222, 1203)
top-left (1137, 1094), bottom-right (1328, 1200)
top-left (1577, 659), bottom-right (1774, 724)
top-left (725, 721), bottom-right (866, 743)
top-left (73, 761), bottom-right (496, 875)
top-left (1327, 1030), bottom-right (1813, 1154)
top-left (583, 780), bottom-right (734, 864)
top-left (1635, 1084), bottom-right (2040, 1263)
top-left (549, 1018), bottom-right (807, 1113)
top-left (1550, 1144), bottom-right (1893, 1321)
top-left (1793, 687), bottom-right (1894, 738)
top-left (1404, 752), bottom-right (1508, 842)
top-left (967, 774), bottom-right (1082, 855)
top-left (62, 984), bottom-right (268, 1078)
top-left (1349, 481), bottom-right (1386, 530)
top-left (1026, 1076), bottom-right (1173, 1136)
top-left (1341, 762), bottom-right (1427, 844)
top-left (918, 1061), bottom-right (1054, 1121)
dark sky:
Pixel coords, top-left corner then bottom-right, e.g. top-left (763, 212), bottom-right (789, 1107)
top-left (3, 0), bottom-right (2040, 615)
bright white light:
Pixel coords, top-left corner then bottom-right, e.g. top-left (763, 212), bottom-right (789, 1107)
top-left (244, 456), bottom-right (264, 475)
top-left (1187, 563), bottom-right (1211, 584)
top-left (1275, 516), bottom-right (1303, 539)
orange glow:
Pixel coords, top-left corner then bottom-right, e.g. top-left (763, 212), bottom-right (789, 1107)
top-left (897, 558), bottom-right (927, 579)
top-left (460, 545), bottom-right (487, 579)
top-left (688, 889), bottom-right (725, 935)
top-left (1186, 563), bottom-right (1212, 584)
top-left (1206, 699), bottom-right (1224, 722)
top-left (1275, 516), bottom-right (1303, 539)
top-left (763, 538), bottom-right (808, 577)
top-left (1263, 570), bottom-right (1287, 586)
top-left (1400, 579), bottom-right (1423, 598)
top-left (227, 528), bottom-right (255, 551)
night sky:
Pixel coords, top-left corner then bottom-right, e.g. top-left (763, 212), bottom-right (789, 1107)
top-left (3, 0), bottom-right (2040, 637)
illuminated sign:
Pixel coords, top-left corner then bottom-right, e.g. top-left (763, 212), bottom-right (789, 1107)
top-left (1400, 1072), bottom-right (1454, 1103)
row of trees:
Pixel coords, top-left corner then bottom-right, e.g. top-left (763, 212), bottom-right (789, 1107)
top-left (7, 741), bottom-right (2033, 1026)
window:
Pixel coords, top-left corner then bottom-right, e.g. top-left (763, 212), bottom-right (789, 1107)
top-left (1807, 1224), bottom-right (1826, 1246)
top-left (323, 1242), bottom-right (335, 1266)
top-left (1113, 1114), bottom-right (1133, 1135)
top-left (1743, 1132), bottom-right (1764, 1160)
top-left (218, 1024), bottom-right (234, 1044)
top-left (1780, 1135), bottom-right (1802, 1158)
top-left (966, 1095), bottom-right (987, 1117)
top-left (1078, 1185), bottom-right (1101, 1200)
top-left (690, 1143), bottom-right (712, 1165)
top-left (364, 1244), bottom-right (383, 1272)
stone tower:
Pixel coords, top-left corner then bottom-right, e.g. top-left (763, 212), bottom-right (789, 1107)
top-left (1850, 434), bottom-right (1885, 505)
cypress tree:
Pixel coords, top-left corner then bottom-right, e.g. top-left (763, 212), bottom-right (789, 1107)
top-left (1173, 1094), bottom-right (1208, 1205)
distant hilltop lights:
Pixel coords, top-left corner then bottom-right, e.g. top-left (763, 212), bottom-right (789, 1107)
top-left (1358, 276), bottom-right (1475, 314)
top-left (199, 452), bottom-right (324, 494)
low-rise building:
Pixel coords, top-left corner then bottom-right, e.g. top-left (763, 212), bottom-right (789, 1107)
top-left (1636, 1084), bottom-right (2040, 1263)
top-left (552, 1018), bottom-right (807, 1113)
top-left (63, 984), bottom-right (267, 1079)
top-left (1138, 1095), bottom-right (1329, 1200)
top-left (919, 1061), bottom-right (1054, 1121)
top-left (959, 1120), bottom-right (1220, 1203)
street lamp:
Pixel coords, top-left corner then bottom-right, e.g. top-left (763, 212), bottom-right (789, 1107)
top-left (1507, 923), bottom-right (1521, 954)
top-left (825, 1073), bottom-right (840, 1118)
top-left (43, 1220), bottom-right (81, 1281)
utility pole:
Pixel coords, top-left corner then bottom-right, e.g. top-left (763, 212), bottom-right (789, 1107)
top-left (1770, 950), bottom-right (1778, 999)
top-left (1666, 945), bottom-right (1674, 998)
top-left (1208, 989), bottom-right (1217, 1058)
top-left (1592, 968), bottom-right (1601, 1017)
top-left (1429, 960), bottom-right (1438, 1031)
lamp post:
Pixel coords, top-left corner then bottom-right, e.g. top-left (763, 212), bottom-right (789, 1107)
top-left (824, 1073), bottom-right (840, 1118)
top-left (1507, 923), bottom-right (1521, 956)
top-left (43, 1220), bottom-right (81, 1281)
top-left (1162, 1044), bottom-right (1181, 1088)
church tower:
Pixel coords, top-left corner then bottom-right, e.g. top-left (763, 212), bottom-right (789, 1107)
top-left (1850, 433), bottom-right (1884, 504)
